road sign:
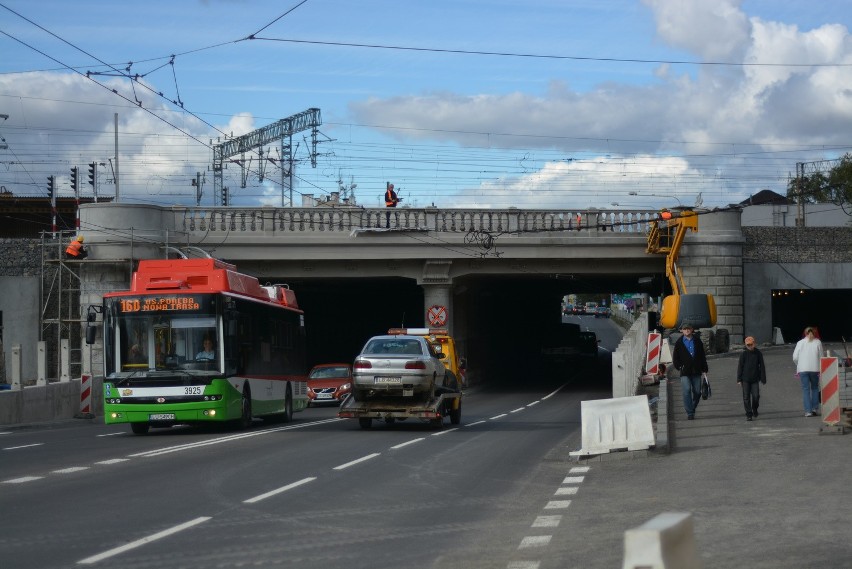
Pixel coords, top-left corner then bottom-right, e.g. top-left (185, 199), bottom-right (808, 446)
top-left (427, 305), bottom-right (448, 327)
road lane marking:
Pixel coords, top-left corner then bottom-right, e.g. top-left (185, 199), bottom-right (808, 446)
top-left (532, 515), bottom-right (562, 528)
top-left (52, 467), bottom-right (90, 474)
top-left (562, 476), bottom-right (584, 484)
top-left (526, 401), bottom-right (540, 407)
top-left (569, 466), bottom-right (589, 473)
top-left (431, 428), bottom-right (458, 436)
top-left (77, 516), bottom-right (211, 565)
top-left (544, 500), bottom-right (571, 509)
top-left (510, 407), bottom-right (525, 413)
top-left (518, 535), bottom-right (551, 549)
top-left (464, 420), bottom-right (486, 427)
top-left (390, 438), bottom-right (424, 449)
top-left (490, 413), bottom-right (507, 420)
top-left (244, 477), bottom-right (316, 504)
top-left (3, 476), bottom-right (44, 484)
top-left (333, 453), bottom-right (380, 470)
top-left (554, 486), bottom-right (578, 496)
top-left (128, 418), bottom-right (343, 458)
top-left (3, 443), bottom-right (44, 451)
top-left (507, 563), bottom-right (540, 569)
top-left (97, 432), bottom-right (124, 437)
top-left (95, 459), bottom-right (130, 465)
top-left (541, 385), bottom-right (566, 400)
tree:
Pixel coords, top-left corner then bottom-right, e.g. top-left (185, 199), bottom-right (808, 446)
top-left (826, 153), bottom-right (852, 209)
top-left (786, 170), bottom-right (828, 203)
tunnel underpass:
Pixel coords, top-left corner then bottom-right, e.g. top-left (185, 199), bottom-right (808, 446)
top-left (280, 272), bottom-right (662, 390)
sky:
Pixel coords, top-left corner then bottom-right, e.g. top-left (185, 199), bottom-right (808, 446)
top-left (1, 0), bottom-right (852, 211)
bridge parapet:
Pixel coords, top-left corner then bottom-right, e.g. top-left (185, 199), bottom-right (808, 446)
top-left (177, 206), bottom-right (657, 236)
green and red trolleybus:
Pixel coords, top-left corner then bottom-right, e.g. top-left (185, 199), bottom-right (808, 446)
top-left (101, 257), bottom-right (308, 434)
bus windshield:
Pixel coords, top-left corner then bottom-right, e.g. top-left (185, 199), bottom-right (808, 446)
top-left (112, 311), bottom-right (219, 373)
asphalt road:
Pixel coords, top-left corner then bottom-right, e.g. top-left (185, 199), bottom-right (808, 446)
top-left (0, 372), bottom-right (612, 569)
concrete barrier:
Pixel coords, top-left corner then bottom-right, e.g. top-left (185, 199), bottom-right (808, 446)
top-left (623, 512), bottom-right (702, 569)
top-left (570, 395), bottom-right (655, 456)
top-left (0, 376), bottom-right (103, 426)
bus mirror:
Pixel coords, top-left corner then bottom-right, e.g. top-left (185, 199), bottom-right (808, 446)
top-left (85, 325), bottom-right (97, 345)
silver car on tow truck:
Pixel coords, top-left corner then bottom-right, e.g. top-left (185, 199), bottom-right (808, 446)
top-left (352, 334), bottom-right (446, 401)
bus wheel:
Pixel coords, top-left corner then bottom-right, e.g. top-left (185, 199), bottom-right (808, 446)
top-left (130, 423), bottom-right (149, 435)
top-left (281, 385), bottom-right (293, 423)
top-left (450, 400), bottom-right (462, 425)
top-left (358, 417), bottom-right (373, 429)
top-left (238, 385), bottom-right (252, 429)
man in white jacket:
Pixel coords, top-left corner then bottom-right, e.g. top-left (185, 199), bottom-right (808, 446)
top-left (792, 326), bottom-right (823, 417)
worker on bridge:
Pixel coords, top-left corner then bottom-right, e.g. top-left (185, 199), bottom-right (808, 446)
top-left (384, 182), bottom-right (399, 228)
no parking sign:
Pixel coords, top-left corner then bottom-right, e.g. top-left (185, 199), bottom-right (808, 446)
top-left (427, 305), bottom-right (448, 327)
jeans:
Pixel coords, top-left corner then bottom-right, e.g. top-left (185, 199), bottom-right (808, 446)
top-left (741, 381), bottom-right (760, 417)
top-left (680, 374), bottom-right (702, 416)
top-left (799, 371), bottom-right (820, 412)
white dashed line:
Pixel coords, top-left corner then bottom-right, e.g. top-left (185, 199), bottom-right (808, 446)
top-left (562, 476), bottom-right (584, 484)
top-left (532, 515), bottom-right (562, 528)
top-left (390, 438), bottom-right (424, 449)
top-left (77, 516), bottom-right (211, 565)
top-left (490, 413), bottom-right (507, 420)
top-left (3, 476), bottom-right (44, 484)
top-left (569, 466), bottom-right (589, 473)
top-left (507, 562), bottom-right (540, 569)
top-left (97, 432), bottom-right (124, 437)
top-left (52, 467), bottom-right (90, 474)
top-left (518, 535), bottom-right (551, 549)
top-left (3, 443), bottom-right (44, 451)
top-left (526, 401), bottom-right (540, 407)
top-left (510, 407), bottom-right (525, 413)
top-left (95, 459), bottom-right (130, 465)
top-left (333, 453), bottom-right (380, 470)
top-left (431, 428), bottom-right (458, 436)
top-left (544, 500), bottom-right (571, 509)
top-left (465, 420), bottom-right (486, 427)
top-left (554, 486), bottom-right (578, 496)
top-left (243, 477), bottom-right (316, 504)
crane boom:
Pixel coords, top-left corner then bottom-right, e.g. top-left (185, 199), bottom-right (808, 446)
top-left (646, 210), bottom-right (716, 329)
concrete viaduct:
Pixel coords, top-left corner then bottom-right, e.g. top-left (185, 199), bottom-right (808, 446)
top-left (72, 202), bottom-right (751, 382)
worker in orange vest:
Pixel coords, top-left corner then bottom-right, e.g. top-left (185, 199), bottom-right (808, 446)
top-left (660, 209), bottom-right (673, 221)
top-left (384, 182), bottom-right (399, 227)
top-left (65, 235), bottom-right (88, 259)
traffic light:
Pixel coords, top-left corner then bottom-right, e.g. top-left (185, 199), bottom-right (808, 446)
top-left (87, 162), bottom-right (97, 188)
top-left (70, 166), bottom-right (78, 192)
top-left (47, 175), bottom-right (55, 199)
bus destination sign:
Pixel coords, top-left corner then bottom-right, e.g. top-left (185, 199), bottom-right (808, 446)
top-left (119, 296), bottom-right (204, 313)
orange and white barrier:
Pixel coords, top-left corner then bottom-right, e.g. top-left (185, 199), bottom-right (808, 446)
top-left (79, 374), bottom-right (92, 415)
top-left (820, 357), bottom-right (841, 426)
top-left (646, 332), bottom-right (662, 375)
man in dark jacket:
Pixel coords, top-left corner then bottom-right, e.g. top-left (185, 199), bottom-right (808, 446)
top-left (737, 336), bottom-right (766, 421)
top-left (672, 324), bottom-right (708, 420)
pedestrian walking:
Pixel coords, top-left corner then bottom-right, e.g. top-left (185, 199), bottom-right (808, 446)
top-left (792, 326), bottom-right (823, 416)
top-left (737, 336), bottom-right (766, 421)
top-left (672, 323), bottom-right (708, 420)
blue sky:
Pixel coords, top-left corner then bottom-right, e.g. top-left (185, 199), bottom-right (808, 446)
top-left (2, 0), bottom-right (852, 210)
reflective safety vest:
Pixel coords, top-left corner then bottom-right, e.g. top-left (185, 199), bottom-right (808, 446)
top-left (66, 240), bottom-right (84, 257)
top-left (385, 188), bottom-right (398, 207)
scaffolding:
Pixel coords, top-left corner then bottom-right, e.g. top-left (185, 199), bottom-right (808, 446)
top-left (40, 231), bottom-right (133, 382)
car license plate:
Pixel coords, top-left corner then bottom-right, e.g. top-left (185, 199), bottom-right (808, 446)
top-left (317, 393), bottom-right (333, 399)
top-left (149, 413), bottom-right (175, 421)
top-left (375, 376), bottom-right (401, 384)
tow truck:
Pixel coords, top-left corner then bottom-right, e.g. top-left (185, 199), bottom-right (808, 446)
top-left (338, 328), bottom-right (463, 429)
top-left (646, 209), bottom-right (717, 329)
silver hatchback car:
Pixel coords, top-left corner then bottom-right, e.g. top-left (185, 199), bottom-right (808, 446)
top-left (352, 334), bottom-right (446, 401)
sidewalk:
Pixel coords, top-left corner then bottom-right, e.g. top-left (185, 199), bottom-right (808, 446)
top-left (567, 343), bottom-right (852, 568)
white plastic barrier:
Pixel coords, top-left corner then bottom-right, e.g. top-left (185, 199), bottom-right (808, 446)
top-left (570, 395), bottom-right (655, 456)
top-left (623, 512), bottom-right (702, 569)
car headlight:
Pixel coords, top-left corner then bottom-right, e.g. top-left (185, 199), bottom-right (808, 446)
top-left (339, 383), bottom-right (351, 391)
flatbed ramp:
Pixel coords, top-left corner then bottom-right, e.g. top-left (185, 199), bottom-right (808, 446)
top-left (338, 390), bottom-right (462, 429)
